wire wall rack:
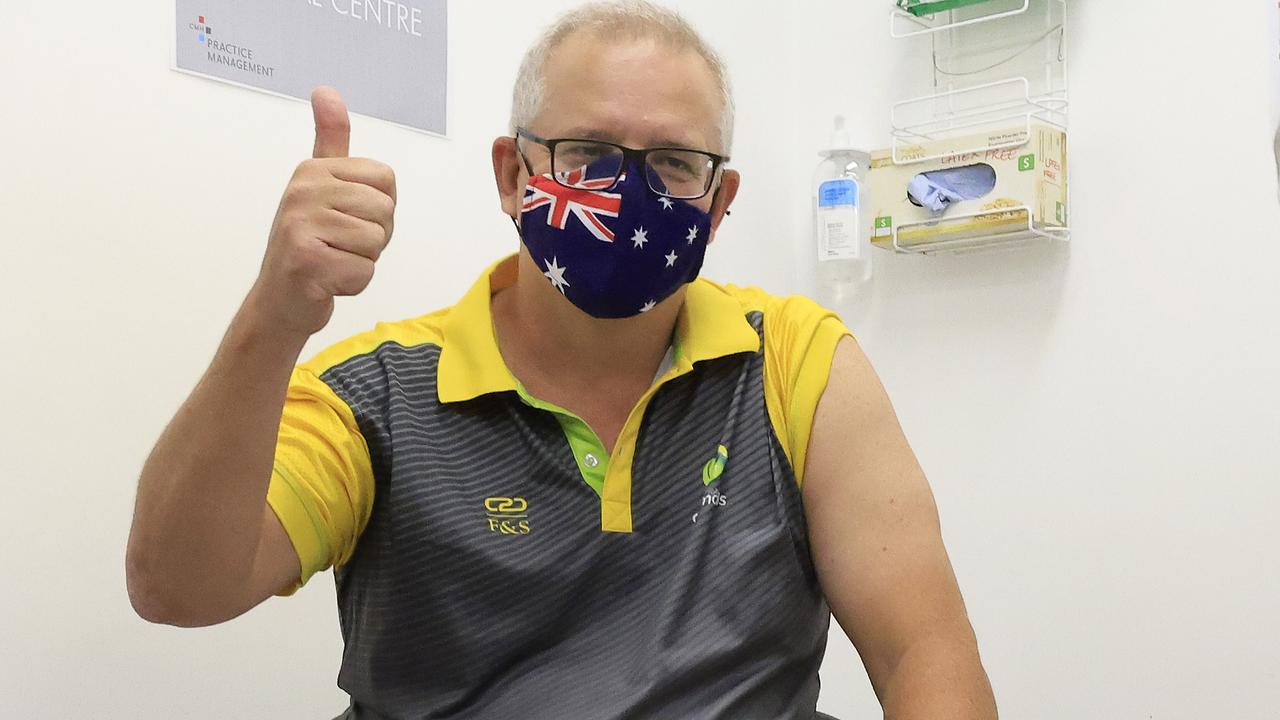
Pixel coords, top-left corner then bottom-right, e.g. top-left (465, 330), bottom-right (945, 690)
top-left (879, 0), bottom-right (1070, 255)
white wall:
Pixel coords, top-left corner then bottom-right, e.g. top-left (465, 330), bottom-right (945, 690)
top-left (790, 1), bottom-right (1280, 719)
top-left (1272, 0), bottom-right (1280, 124)
top-left (1, 1), bottom-right (1277, 718)
top-left (1271, 0), bottom-right (1280, 190)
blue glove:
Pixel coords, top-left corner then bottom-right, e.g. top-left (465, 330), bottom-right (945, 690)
top-left (907, 164), bottom-right (998, 212)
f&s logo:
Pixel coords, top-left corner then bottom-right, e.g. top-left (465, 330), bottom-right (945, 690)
top-left (484, 497), bottom-right (531, 535)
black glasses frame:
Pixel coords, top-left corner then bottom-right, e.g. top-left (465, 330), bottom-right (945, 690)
top-left (515, 127), bottom-right (729, 200)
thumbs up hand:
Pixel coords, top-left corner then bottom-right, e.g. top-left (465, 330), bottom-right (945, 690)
top-left (249, 86), bottom-right (397, 338)
top-left (311, 86), bottom-right (351, 160)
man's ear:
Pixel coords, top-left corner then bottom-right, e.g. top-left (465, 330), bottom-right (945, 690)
top-left (492, 136), bottom-right (525, 220)
top-left (707, 168), bottom-right (740, 241)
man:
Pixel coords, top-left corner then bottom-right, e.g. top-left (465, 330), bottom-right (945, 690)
top-left (126, 2), bottom-right (997, 718)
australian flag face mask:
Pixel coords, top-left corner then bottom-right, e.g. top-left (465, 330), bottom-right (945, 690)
top-left (515, 155), bottom-right (714, 319)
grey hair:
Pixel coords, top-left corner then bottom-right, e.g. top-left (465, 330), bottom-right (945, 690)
top-left (509, 0), bottom-right (735, 156)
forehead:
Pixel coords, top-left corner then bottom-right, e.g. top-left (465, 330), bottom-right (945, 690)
top-left (535, 32), bottom-right (724, 150)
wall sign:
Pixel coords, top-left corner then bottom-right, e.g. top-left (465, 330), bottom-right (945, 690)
top-left (174, 0), bottom-right (448, 135)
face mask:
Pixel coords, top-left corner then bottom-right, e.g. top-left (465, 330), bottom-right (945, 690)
top-left (514, 155), bottom-right (714, 319)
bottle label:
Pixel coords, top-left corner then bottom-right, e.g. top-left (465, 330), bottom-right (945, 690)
top-left (818, 179), bottom-right (858, 208)
top-left (817, 179), bottom-right (859, 261)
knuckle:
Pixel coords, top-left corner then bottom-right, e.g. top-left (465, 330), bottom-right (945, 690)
top-left (293, 159), bottom-right (321, 179)
top-left (370, 161), bottom-right (396, 192)
top-left (368, 229), bottom-right (387, 259)
top-left (282, 180), bottom-right (318, 208)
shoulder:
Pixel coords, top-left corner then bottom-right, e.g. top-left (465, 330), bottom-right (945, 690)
top-left (697, 278), bottom-right (852, 351)
top-left (298, 305), bottom-right (454, 377)
top-left (694, 279), bottom-right (852, 486)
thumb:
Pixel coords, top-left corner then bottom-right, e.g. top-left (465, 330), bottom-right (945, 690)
top-left (311, 86), bottom-right (350, 159)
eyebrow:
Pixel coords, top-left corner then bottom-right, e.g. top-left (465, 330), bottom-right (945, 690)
top-left (559, 127), bottom-right (704, 151)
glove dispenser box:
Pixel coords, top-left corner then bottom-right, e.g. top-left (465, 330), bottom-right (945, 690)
top-left (868, 122), bottom-right (1068, 253)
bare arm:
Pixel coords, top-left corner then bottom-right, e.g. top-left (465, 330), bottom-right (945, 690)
top-left (125, 306), bottom-right (309, 626)
top-left (125, 87), bottom-right (394, 626)
top-left (803, 337), bottom-right (997, 720)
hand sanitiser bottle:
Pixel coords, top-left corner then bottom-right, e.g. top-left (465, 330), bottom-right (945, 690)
top-left (814, 116), bottom-right (871, 308)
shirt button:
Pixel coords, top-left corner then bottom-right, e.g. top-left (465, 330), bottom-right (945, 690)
top-left (584, 453), bottom-right (600, 468)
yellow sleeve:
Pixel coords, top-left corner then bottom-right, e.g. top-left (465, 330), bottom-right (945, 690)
top-left (761, 295), bottom-right (853, 488)
top-left (265, 366), bottom-right (375, 596)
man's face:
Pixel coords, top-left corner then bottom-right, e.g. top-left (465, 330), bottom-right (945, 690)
top-left (498, 32), bottom-right (738, 220)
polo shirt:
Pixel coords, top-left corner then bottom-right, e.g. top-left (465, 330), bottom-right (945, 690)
top-left (266, 254), bottom-right (851, 719)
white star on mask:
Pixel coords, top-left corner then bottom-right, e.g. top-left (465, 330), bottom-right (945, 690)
top-left (665, 250), bottom-right (679, 268)
top-left (639, 299), bottom-right (657, 313)
top-left (543, 257), bottom-right (570, 294)
top-left (686, 225), bottom-right (699, 245)
top-left (659, 197), bottom-right (674, 210)
top-left (631, 227), bottom-right (649, 249)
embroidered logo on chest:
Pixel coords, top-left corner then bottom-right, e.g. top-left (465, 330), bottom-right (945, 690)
top-left (484, 497), bottom-right (531, 535)
top-left (692, 445), bottom-right (730, 524)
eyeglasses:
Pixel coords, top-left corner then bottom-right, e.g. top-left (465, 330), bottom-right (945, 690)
top-left (515, 128), bottom-right (729, 200)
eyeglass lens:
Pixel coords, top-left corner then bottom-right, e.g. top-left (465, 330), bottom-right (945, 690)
top-left (552, 140), bottom-right (715, 199)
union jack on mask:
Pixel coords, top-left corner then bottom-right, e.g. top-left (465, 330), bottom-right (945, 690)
top-left (516, 155), bottom-right (713, 319)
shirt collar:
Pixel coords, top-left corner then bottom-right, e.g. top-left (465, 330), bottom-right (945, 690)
top-left (437, 255), bottom-right (520, 404)
top-left (675, 274), bottom-right (763, 367)
top-left (437, 254), bottom-right (760, 404)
